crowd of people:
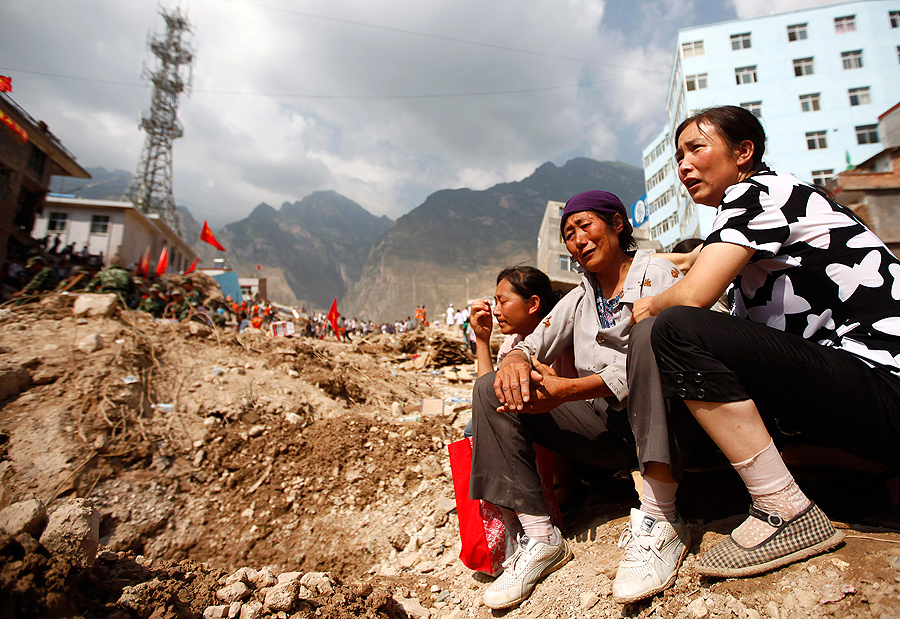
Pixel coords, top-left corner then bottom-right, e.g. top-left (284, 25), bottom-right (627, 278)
top-left (455, 105), bottom-right (900, 610)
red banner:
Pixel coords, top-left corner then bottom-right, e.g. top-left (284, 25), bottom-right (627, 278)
top-left (326, 297), bottom-right (341, 342)
top-left (185, 257), bottom-right (199, 274)
top-left (0, 76), bottom-right (11, 93)
top-left (155, 247), bottom-right (169, 276)
top-left (200, 220), bottom-right (226, 251)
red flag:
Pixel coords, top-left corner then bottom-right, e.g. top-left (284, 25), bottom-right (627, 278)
top-left (155, 247), bottom-right (169, 276)
top-left (256, 264), bottom-right (261, 271)
top-left (0, 76), bottom-right (10, 93)
top-left (185, 257), bottom-right (199, 274)
top-left (326, 297), bottom-right (341, 342)
top-left (200, 220), bottom-right (226, 251)
top-left (137, 248), bottom-right (150, 277)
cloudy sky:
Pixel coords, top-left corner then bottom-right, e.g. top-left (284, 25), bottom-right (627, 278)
top-left (2, 0), bottom-right (841, 227)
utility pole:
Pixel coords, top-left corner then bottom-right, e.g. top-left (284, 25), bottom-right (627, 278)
top-left (123, 7), bottom-right (193, 235)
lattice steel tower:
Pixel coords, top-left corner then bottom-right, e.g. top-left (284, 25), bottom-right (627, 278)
top-left (124, 7), bottom-right (193, 234)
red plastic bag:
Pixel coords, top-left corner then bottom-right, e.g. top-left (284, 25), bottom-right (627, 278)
top-left (448, 437), bottom-right (562, 575)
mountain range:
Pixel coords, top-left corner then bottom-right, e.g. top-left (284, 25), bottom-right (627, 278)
top-left (52, 159), bottom-right (645, 320)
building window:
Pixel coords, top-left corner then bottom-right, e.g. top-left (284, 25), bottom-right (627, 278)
top-left (730, 33), bottom-right (752, 50)
top-left (793, 57), bottom-right (815, 76)
top-left (856, 124), bottom-right (880, 145)
top-left (848, 86), bottom-right (871, 106)
top-left (741, 101), bottom-right (762, 118)
top-left (558, 205), bottom-right (565, 218)
top-left (90, 215), bottom-right (110, 234)
top-left (806, 131), bottom-right (828, 150)
top-left (681, 40), bottom-right (705, 57)
top-left (834, 15), bottom-right (856, 33)
top-left (892, 11), bottom-right (900, 28)
top-left (685, 73), bottom-right (708, 91)
top-left (842, 50), bottom-right (863, 69)
top-left (812, 170), bottom-right (835, 186)
top-left (799, 93), bottom-right (821, 112)
top-left (558, 255), bottom-right (576, 272)
top-left (48, 212), bottom-right (68, 232)
top-left (787, 23), bottom-right (808, 41)
top-left (734, 66), bottom-right (758, 85)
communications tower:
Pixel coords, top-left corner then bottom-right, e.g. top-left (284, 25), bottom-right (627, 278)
top-left (124, 7), bottom-right (193, 234)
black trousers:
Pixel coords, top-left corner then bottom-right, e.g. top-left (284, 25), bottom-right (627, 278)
top-left (651, 306), bottom-right (900, 466)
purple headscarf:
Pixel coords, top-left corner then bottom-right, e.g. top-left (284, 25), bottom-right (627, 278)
top-left (559, 190), bottom-right (632, 237)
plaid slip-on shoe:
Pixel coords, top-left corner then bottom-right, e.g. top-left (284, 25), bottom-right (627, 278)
top-left (696, 503), bottom-right (844, 578)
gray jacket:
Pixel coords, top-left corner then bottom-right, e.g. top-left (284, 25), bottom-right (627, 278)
top-left (515, 250), bottom-right (681, 410)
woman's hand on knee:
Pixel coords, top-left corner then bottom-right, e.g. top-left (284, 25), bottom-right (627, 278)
top-left (494, 352), bottom-right (532, 410)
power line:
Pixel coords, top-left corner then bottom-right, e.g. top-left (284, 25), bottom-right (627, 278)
top-left (0, 66), bottom-right (628, 100)
top-left (209, 0), bottom-right (667, 74)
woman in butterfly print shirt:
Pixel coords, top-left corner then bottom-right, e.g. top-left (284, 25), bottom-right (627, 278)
top-left (630, 105), bottom-right (900, 579)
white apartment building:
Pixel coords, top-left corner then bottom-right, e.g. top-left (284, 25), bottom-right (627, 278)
top-left (642, 0), bottom-right (900, 250)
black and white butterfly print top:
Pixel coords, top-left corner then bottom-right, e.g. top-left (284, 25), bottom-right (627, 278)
top-left (706, 171), bottom-right (900, 376)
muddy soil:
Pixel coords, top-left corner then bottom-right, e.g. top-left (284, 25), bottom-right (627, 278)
top-left (0, 297), bottom-right (898, 619)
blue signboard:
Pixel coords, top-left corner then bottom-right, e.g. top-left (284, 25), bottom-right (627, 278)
top-left (631, 194), bottom-right (648, 228)
top-left (211, 271), bottom-right (242, 301)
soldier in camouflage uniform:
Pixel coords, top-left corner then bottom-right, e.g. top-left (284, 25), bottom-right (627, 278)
top-left (137, 284), bottom-right (168, 318)
top-left (15, 256), bottom-right (59, 298)
top-left (164, 289), bottom-right (192, 321)
top-left (86, 263), bottom-right (140, 308)
top-left (181, 278), bottom-right (202, 307)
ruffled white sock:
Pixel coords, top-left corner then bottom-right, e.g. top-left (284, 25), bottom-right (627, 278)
top-left (730, 440), bottom-right (811, 547)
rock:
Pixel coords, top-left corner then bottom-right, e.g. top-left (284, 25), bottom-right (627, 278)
top-left (203, 606), bottom-right (228, 619)
top-left (580, 591), bottom-right (600, 611)
top-left (416, 560), bottom-right (436, 573)
top-left (433, 498), bottom-right (456, 527)
top-left (39, 498), bottom-right (100, 569)
top-left (248, 425), bottom-right (266, 438)
top-left (73, 293), bottom-right (118, 317)
top-left (0, 364), bottom-right (31, 400)
top-left (228, 601), bottom-right (242, 619)
top-left (76, 333), bottom-right (104, 353)
top-left (216, 582), bottom-right (251, 604)
top-left (395, 596), bottom-right (429, 619)
top-left (765, 600), bottom-right (780, 619)
top-left (277, 571), bottom-right (303, 584)
top-left (687, 597), bottom-right (709, 619)
top-left (240, 600), bottom-right (264, 619)
top-left (890, 555), bottom-right (900, 572)
top-left (15, 533), bottom-right (40, 554)
top-left (794, 589), bottom-right (817, 609)
top-left (194, 450), bottom-right (206, 467)
top-left (388, 526), bottom-right (410, 551)
top-left (252, 567), bottom-right (277, 588)
top-left (420, 455), bottom-right (443, 479)
top-left (97, 550), bottom-right (119, 562)
top-left (284, 412), bottom-right (304, 425)
top-left (300, 571), bottom-right (334, 594)
top-left (264, 581), bottom-right (298, 612)
top-left (225, 567), bottom-right (258, 586)
top-left (189, 323), bottom-right (213, 338)
top-left (0, 497), bottom-right (46, 537)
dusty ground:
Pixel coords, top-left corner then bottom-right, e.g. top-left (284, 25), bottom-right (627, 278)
top-left (1, 295), bottom-right (899, 619)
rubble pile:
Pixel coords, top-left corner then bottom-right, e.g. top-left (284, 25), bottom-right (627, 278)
top-left (1, 296), bottom-right (899, 618)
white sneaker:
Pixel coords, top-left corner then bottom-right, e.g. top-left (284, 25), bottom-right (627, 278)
top-left (612, 508), bottom-right (690, 604)
top-left (483, 528), bottom-right (572, 609)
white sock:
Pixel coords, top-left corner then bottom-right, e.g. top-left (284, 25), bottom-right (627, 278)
top-left (640, 477), bottom-right (679, 522)
top-left (516, 512), bottom-right (557, 545)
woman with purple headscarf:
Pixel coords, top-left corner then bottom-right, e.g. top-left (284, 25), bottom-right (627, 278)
top-left (470, 190), bottom-right (688, 609)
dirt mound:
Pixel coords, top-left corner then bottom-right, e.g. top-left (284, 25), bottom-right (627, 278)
top-left (1, 303), bottom-right (899, 619)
